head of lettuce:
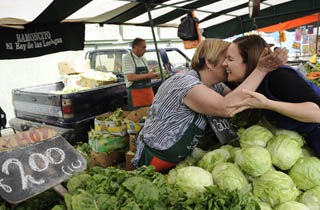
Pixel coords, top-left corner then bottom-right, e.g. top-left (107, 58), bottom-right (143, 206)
top-left (240, 125), bottom-right (273, 148)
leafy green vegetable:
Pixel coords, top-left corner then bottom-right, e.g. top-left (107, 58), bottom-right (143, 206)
top-left (198, 148), bottom-right (231, 172)
top-left (274, 201), bottom-right (310, 210)
top-left (220, 144), bottom-right (240, 162)
top-left (67, 173), bottom-right (92, 195)
top-left (212, 162), bottom-right (249, 192)
top-left (107, 108), bottom-right (124, 124)
top-left (289, 157), bottom-right (320, 191)
top-left (235, 146), bottom-right (272, 177)
top-left (253, 170), bottom-right (299, 207)
top-left (301, 146), bottom-right (316, 158)
top-left (257, 200), bottom-right (273, 210)
top-left (274, 129), bottom-right (305, 147)
top-left (240, 125), bottom-right (273, 148)
top-left (299, 186), bottom-right (320, 210)
top-left (191, 147), bottom-right (207, 160)
top-left (51, 205), bottom-right (66, 210)
top-left (173, 166), bottom-right (214, 197)
top-left (267, 134), bottom-right (302, 170)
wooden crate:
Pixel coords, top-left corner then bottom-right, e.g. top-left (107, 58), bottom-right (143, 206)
top-left (89, 150), bottom-right (125, 168)
top-left (125, 152), bottom-right (136, 171)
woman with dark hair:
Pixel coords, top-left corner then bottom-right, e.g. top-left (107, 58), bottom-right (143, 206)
top-left (225, 34), bottom-right (320, 156)
top-left (131, 38), bottom-right (288, 172)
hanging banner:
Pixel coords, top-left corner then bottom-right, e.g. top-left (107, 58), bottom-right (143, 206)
top-left (295, 29), bottom-right (301, 41)
top-left (302, 35), bottom-right (310, 44)
top-left (307, 26), bottom-right (314, 34)
top-left (0, 23), bottom-right (85, 59)
top-left (292, 42), bottom-right (301, 49)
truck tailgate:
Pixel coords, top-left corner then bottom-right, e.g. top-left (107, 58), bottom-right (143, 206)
top-left (12, 81), bottom-right (127, 128)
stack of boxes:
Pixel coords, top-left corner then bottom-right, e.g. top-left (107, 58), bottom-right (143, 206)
top-left (124, 107), bottom-right (149, 170)
top-left (88, 109), bottom-right (129, 168)
top-left (88, 107), bottom-right (149, 170)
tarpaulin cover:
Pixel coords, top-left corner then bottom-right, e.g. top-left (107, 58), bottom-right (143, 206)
top-left (258, 13), bottom-right (320, 33)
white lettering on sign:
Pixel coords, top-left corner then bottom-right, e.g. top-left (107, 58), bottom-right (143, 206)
top-left (61, 160), bottom-right (83, 176)
top-left (5, 31), bottom-right (64, 51)
top-left (212, 119), bottom-right (231, 131)
top-left (0, 147), bottom-right (79, 192)
top-left (0, 179), bottom-right (12, 193)
top-left (16, 31), bottom-right (52, 42)
top-left (2, 159), bottom-right (45, 190)
top-left (71, 160), bottom-right (82, 169)
top-left (29, 153), bottom-right (49, 172)
top-left (46, 148), bottom-right (65, 165)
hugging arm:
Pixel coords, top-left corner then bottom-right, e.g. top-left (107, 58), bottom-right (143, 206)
top-left (228, 69), bottom-right (320, 123)
top-left (184, 48), bottom-right (288, 117)
top-left (228, 89), bottom-right (320, 123)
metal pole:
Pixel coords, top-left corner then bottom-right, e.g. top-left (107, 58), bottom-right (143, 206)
top-left (145, 3), bottom-right (164, 80)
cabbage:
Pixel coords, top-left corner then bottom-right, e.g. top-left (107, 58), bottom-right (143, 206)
top-left (289, 157), bottom-right (320, 191)
top-left (167, 168), bottom-right (178, 185)
top-left (198, 148), bottom-right (230, 172)
top-left (220, 144), bottom-right (234, 154)
top-left (301, 146), bottom-right (316, 158)
top-left (235, 146), bottom-right (272, 177)
top-left (240, 125), bottom-right (273, 148)
top-left (257, 200), bottom-right (273, 210)
top-left (299, 186), bottom-right (320, 210)
top-left (267, 134), bottom-right (302, 170)
top-left (275, 201), bottom-right (310, 210)
top-left (175, 156), bottom-right (198, 169)
top-left (253, 170), bottom-right (299, 207)
top-left (220, 145), bottom-right (240, 161)
top-left (275, 129), bottom-right (305, 147)
top-left (237, 127), bottom-right (246, 138)
top-left (191, 147), bottom-right (206, 160)
top-left (173, 166), bottom-right (213, 196)
top-left (212, 162), bottom-right (249, 192)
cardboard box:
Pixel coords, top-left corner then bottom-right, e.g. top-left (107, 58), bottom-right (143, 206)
top-left (125, 107), bottom-right (150, 134)
top-left (58, 59), bottom-right (90, 75)
top-left (94, 111), bottom-right (130, 136)
top-left (88, 134), bottom-right (129, 153)
top-left (89, 150), bottom-right (125, 168)
top-left (125, 151), bottom-right (136, 171)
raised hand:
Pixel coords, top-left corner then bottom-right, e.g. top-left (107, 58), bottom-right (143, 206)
top-left (257, 47), bottom-right (288, 73)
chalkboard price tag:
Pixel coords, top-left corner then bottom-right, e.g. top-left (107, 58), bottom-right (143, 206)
top-left (207, 116), bottom-right (237, 145)
top-left (0, 135), bottom-right (86, 204)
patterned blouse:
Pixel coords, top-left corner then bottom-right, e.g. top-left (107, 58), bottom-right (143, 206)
top-left (132, 69), bottom-right (226, 166)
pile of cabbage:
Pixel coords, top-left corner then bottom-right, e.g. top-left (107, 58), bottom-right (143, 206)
top-left (168, 124), bottom-right (320, 210)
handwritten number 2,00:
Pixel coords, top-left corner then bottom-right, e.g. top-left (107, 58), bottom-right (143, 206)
top-left (0, 147), bottom-right (65, 192)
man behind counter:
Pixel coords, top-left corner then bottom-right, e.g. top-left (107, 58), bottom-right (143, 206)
top-left (122, 38), bottom-right (158, 110)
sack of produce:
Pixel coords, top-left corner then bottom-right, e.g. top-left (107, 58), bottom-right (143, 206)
top-left (80, 70), bottom-right (117, 88)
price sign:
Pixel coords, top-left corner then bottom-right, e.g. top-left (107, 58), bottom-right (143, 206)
top-left (207, 116), bottom-right (237, 144)
top-left (0, 135), bottom-right (86, 204)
